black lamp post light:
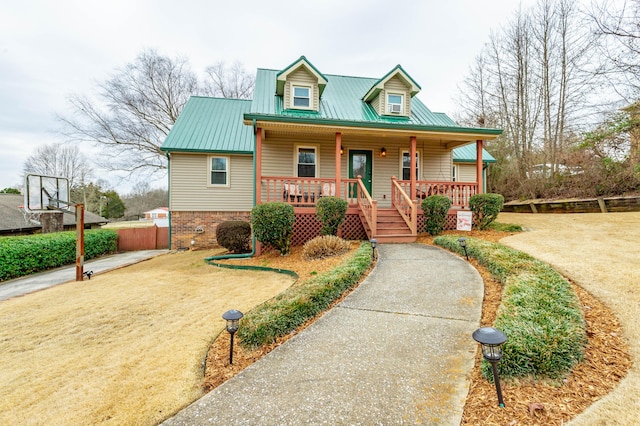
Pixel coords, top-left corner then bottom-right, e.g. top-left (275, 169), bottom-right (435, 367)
top-left (458, 237), bottom-right (469, 261)
top-left (472, 327), bottom-right (508, 407)
top-left (222, 309), bottom-right (244, 365)
top-left (370, 238), bottom-right (378, 259)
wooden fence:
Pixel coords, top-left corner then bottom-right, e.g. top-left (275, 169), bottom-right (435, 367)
top-left (116, 225), bottom-right (168, 251)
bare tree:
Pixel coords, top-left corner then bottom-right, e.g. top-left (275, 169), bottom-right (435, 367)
top-left (204, 61), bottom-right (255, 99)
top-left (59, 49), bottom-right (199, 178)
top-left (22, 143), bottom-right (93, 189)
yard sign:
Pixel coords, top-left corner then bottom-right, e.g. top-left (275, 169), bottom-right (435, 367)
top-left (457, 211), bottom-right (473, 231)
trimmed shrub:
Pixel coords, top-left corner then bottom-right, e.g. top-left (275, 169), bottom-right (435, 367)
top-left (421, 195), bottom-right (452, 236)
top-left (302, 235), bottom-right (351, 260)
top-left (216, 220), bottom-right (251, 253)
top-left (469, 193), bottom-right (504, 230)
top-left (251, 202), bottom-right (295, 255)
top-left (434, 235), bottom-right (586, 380)
top-left (0, 229), bottom-right (118, 281)
top-left (237, 242), bottom-right (371, 349)
top-left (315, 196), bottom-right (348, 236)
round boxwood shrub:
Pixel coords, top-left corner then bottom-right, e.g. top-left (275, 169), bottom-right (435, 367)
top-left (216, 220), bottom-right (251, 253)
top-left (251, 202), bottom-right (295, 255)
top-left (469, 193), bottom-right (504, 230)
top-left (315, 196), bottom-right (348, 236)
top-left (421, 195), bottom-right (452, 236)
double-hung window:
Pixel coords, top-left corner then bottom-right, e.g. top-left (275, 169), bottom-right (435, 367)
top-left (297, 146), bottom-right (317, 177)
top-left (292, 86), bottom-right (311, 108)
top-left (209, 156), bottom-right (229, 186)
top-left (387, 93), bottom-right (403, 114)
top-left (452, 165), bottom-right (458, 182)
top-left (401, 150), bottom-right (420, 180)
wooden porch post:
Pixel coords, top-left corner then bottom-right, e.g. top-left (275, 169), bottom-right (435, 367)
top-left (410, 136), bottom-right (417, 200)
top-left (256, 127), bottom-right (263, 203)
top-left (476, 139), bottom-right (483, 194)
top-left (335, 132), bottom-right (342, 198)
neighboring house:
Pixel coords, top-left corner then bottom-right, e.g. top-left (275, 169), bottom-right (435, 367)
top-left (161, 56), bottom-right (502, 250)
top-left (0, 194), bottom-right (107, 236)
top-left (143, 207), bottom-right (169, 220)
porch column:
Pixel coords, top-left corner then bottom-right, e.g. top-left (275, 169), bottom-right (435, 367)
top-left (256, 127), bottom-right (263, 203)
top-left (476, 139), bottom-right (483, 194)
top-left (335, 132), bottom-right (342, 198)
top-left (410, 136), bottom-right (417, 200)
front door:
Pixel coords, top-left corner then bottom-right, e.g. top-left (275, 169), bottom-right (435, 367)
top-left (349, 150), bottom-right (373, 197)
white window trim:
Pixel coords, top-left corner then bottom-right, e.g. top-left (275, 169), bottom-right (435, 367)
top-left (400, 149), bottom-right (421, 180)
top-left (386, 92), bottom-right (404, 114)
top-left (291, 84), bottom-right (313, 110)
top-left (452, 164), bottom-right (458, 182)
top-left (294, 145), bottom-right (319, 178)
top-left (208, 155), bottom-right (230, 187)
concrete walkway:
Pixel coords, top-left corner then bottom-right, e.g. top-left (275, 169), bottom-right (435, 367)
top-left (0, 250), bottom-right (167, 301)
top-left (163, 244), bottom-right (483, 425)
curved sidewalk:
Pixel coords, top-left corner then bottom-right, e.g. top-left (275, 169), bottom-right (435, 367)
top-left (163, 244), bottom-right (483, 425)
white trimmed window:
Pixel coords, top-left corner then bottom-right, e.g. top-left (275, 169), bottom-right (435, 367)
top-left (401, 150), bottom-right (420, 180)
top-left (209, 156), bottom-right (229, 186)
top-left (452, 165), bottom-right (458, 182)
top-left (387, 93), bottom-right (403, 114)
top-left (296, 146), bottom-right (317, 177)
top-left (292, 85), bottom-right (311, 108)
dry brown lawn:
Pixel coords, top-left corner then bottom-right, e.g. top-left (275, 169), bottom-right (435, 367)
top-left (0, 249), bottom-right (294, 425)
top-left (498, 212), bottom-right (640, 426)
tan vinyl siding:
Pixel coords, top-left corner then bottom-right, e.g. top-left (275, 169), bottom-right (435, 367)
top-left (371, 95), bottom-right (381, 116)
top-left (422, 144), bottom-right (452, 181)
top-left (456, 163), bottom-right (477, 182)
top-left (383, 75), bottom-right (410, 116)
top-left (284, 67), bottom-right (319, 111)
top-left (170, 153), bottom-right (253, 211)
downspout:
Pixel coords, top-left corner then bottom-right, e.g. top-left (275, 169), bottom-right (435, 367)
top-left (166, 152), bottom-right (172, 250)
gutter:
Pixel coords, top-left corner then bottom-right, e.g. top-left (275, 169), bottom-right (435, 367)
top-left (166, 152), bottom-right (172, 250)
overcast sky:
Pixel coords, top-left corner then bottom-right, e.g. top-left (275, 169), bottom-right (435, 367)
top-left (0, 0), bottom-right (541, 194)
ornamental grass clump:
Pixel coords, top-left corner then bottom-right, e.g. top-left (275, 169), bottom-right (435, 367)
top-left (434, 235), bottom-right (586, 380)
top-left (302, 235), bottom-right (350, 260)
top-left (237, 242), bottom-right (371, 349)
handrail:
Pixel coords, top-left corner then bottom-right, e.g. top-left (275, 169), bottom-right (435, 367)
top-left (391, 177), bottom-right (417, 234)
top-left (356, 176), bottom-right (377, 236)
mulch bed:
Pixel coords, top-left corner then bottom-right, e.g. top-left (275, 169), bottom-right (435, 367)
top-left (201, 232), bottom-right (632, 425)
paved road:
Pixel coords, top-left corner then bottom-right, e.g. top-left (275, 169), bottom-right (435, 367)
top-left (162, 244), bottom-right (483, 425)
top-left (0, 250), bottom-right (167, 301)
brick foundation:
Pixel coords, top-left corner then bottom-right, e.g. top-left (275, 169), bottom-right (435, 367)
top-left (170, 211), bottom-right (251, 250)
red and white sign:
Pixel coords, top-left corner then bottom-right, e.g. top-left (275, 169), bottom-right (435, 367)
top-left (457, 211), bottom-right (473, 231)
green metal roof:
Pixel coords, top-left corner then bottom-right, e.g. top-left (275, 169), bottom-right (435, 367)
top-left (363, 64), bottom-right (421, 102)
top-left (453, 144), bottom-right (496, 163)
top-left (161, 97), bottom-right (253, 153)
top-left (248, 68), bottom-right (501, 136)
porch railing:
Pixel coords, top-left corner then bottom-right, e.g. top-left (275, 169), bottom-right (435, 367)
top-left (356, 176), bottom-right (377, 236)
top-left (397, 180), bottom-right (478, 208)
top-left (391, 177), bottom-right (417, 234)
top-left (261, 177), bottom-right (358, 206)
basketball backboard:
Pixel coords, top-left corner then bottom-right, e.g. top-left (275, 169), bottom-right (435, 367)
top-left (24, 174), bottom-right (70, 212)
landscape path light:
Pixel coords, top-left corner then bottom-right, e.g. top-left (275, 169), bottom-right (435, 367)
top-left (472, 327), bottom-right (508, 407)
top-left (370, 238), bottom-right (378, 259)
top-left (458, 237), bottom-right (469, 261)
top-left (222, 309), bottom-right (244, 365)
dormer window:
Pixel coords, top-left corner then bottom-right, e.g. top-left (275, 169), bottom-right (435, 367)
top-left (292, 85), bottom-right (311, 109)
top-left (387, 93), bottom-right (403, 114)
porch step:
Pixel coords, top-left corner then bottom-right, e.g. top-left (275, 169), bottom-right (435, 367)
top-left (359, 208), bottom-right (417, 243)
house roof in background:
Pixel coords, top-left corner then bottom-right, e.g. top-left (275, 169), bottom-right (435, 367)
top-left (161, 98), bottom-right (253, 153)
top-left (0, 194), bottom-right (107, 233)
top-left (453, 144), bottom-right (496, 163)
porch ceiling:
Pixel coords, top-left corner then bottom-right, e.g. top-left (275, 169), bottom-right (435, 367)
top-left (252, 120), bottom-right (498, 146)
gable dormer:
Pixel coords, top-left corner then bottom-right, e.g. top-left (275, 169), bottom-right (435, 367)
top-left (363, 65), bottom-right (421, 117)
top-left (276, 56), bottom-right (328, 112)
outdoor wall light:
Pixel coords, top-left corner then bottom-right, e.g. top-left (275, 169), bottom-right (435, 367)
top-left (222, 309), bottom-right (244, 365)
top-left (370, 238), bottom-right (378, 259)
top-left (380, 147), bottom-right (387, 157)
top-left (340, 145), bottom-right (344, 155)
top-left (472, 327), bottom-right (508, 407)
top-left (458, 237), bottom-right (469, 260)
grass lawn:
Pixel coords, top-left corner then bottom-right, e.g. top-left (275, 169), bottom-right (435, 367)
top-left (0, 249), bottom-right (295, 425)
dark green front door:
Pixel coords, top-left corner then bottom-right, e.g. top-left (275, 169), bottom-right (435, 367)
top-left (349, 150), bottom-right (373, 197)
